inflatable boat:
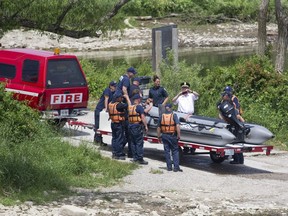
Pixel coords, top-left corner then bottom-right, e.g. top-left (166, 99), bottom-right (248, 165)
top-left (146, 106), bottom-right (274, 147)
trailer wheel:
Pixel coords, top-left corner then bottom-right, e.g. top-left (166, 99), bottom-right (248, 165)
top-left (179, 146), bottom-right (184, 164)
top-left (210, 152), bottom-right (226, 163)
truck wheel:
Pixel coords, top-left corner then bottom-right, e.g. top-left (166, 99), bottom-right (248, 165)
top-left (210, 152), bottom-right (226, 163)
top-left (52, 119), bottom-right (67, 129)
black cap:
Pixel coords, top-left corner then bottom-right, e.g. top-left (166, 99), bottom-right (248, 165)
top-left (127, 67), bottom-right (137, 75)
top-left (109, 80), bottom-right (117, 87)
top-left (165, 103), bottom-right (172, 108)
top-left (181, 82), bottom-right (190, 88)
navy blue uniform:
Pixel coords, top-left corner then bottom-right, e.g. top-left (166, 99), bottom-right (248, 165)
top-left (110, 102), bottom-right (128, 158)
top-left (94, 88), bottom-right (114, 143)
top-left (129, 84), bottom-right (141, 98)
top-left (158, 111), bottom-right (181, 171)
top-left (96, 88), bottom-right (114, 111)
top-left (149, 86), bottom-right (168, 107)
top-left (117, 74), bottom-right (130, 95)
top-left (128, 105), bottom-right (145, 162)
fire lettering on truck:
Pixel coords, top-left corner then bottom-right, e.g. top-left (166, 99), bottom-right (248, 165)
top-left (51, 93), bottom-right (83, 104)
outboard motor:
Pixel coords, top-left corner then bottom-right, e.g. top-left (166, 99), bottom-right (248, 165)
top-left (218, 100), bottom-right (247, 142)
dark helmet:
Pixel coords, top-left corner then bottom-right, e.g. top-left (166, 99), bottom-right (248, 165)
top-left (221, 91), bottom-right (232, 98)
top-left (224, 86), bottom-right (233, 93)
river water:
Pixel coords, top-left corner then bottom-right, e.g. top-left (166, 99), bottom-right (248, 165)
top-left (76, 46), bottom-right (257, 69)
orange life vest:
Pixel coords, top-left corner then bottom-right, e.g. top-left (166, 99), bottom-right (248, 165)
top-left (128, 105), bottom-right (141, 123)
top-left (160, 113), bottom-right (176, 133)
top-left (108, 102), bottom-right (125, 123)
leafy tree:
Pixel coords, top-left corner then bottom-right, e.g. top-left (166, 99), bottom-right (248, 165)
top-left (0, 0), bottom-right (131, 38)
top-left (274, 0), bottom-right (288, 73)
top-left (258, 0), bottom-right (270, 56)
top-left (257, 0), bottom-right (288, 73)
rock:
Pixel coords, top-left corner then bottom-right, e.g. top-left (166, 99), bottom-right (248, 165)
top-left (59, 205), bottom-right (88, 216)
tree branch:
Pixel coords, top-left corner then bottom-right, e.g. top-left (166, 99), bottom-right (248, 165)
top-left (95, 0), bottom-right (131, 28)
top-left (10, 0), bottom-right (36, 20)
top-left (53, 0), bottom-right (77, 31)
top-left (2, 0), bottom-right (132, 39)
top-left (18, 18), bottom-right (97, 38)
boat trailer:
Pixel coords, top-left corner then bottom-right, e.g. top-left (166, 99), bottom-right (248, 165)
top-left (67, 119), bottom-right (273, 164)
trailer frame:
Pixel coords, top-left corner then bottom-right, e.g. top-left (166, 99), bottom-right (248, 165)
top-left (67, 119), bottom-right (273, 164)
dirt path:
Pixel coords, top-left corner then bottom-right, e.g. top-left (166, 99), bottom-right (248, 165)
top-left (64, 112), bottom-right (288, 216)
top-left (1, 111), bottom-right (287, 215)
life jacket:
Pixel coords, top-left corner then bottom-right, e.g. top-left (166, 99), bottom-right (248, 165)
top-left (108, 102), bottom-right (125, 123)
top-left (160, 113), bottom-right (176, 133)
top-left (128, 105), bottom-right (141, 123)
top-left (231, 95), bottom-right (243, 115)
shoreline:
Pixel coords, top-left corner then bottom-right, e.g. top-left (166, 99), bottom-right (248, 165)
top-left (73, 45), bottom-right (257, 60)
top-left (0, 23), bottom-right (277, 54)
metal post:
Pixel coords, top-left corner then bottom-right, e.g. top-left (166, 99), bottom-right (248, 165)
top-left (172, 27), bottom-right (178, 68)
top-left (154, 30), bottom-right (162, 75)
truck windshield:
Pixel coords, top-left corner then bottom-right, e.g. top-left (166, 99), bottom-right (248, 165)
top-left (46, 59), bottom-right (86, 88)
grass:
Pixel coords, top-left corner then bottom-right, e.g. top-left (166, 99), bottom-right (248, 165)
top-left (149, 168), bottom-right (164, 174)
top-left (0, 90), bottom-right (138, 205)
top-left (0, 136), bottom-right (138, 205)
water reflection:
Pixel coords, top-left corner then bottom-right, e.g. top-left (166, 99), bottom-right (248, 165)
top-left (75, 46), bottom-right (257, 69)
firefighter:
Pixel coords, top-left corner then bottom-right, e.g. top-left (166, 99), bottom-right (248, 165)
top-left (129, 76), bottom-right (142, 98)
top-left (157, 103), bottom-right (182, 172)
top-left (108, 92), bottom-right (128, 160)
top-left (116, 67), bottom-right (137, 158)
top-left (217, 90), bottom-right (246, 164)
top-left (128, 93), bottom-right (149, 165)
top-left (223, 86), bottom-right (244, 122)
top-left (148, 75), bottom-right (169, 107)
top-left (116, 67), bottom-right (137, 97)
top-left (94, 80), bottom-right (117, 146)
top-left (223, 86), bottom-right (245, 164)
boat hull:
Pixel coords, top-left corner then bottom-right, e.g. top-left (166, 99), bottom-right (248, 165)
top-left (98, 106), bottom-right (274, 147)
top-left (146, 106), bottom-right (274, 146)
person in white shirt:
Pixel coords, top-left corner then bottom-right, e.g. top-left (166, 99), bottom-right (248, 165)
top-left (172, 82), bottom-right (200, 155)
top-left (172, 82), bottom-right (200, 116)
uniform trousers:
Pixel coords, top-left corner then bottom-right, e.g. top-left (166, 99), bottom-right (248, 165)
top-left (94, 109), bottom-right (102, 142)
top-left (162, 133), bottom-right (180, 170)
top-left (111, 122), bottom-right (125, 157)
top-left (128, 124), bottom-right (144, 161)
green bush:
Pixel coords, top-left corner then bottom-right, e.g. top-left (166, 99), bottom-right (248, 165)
top-left (194, 55), bottom-right (288, 148)
top-left (120, 56), bottom-right (287, 147)
top-left (123, 0), bottom-right (261, 22)
top-left (83, 55), bottom-right (288, 149)
top-left (80, 58), bottom-right (154, 99)
top-left (0, 84), bottom-right (137, 203)
top-left (0, 84), bottom-right (43, 144)
top-left (212, 0), bottom-right (259, 21)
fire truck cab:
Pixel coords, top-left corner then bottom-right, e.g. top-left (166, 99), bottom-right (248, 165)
top-left (0, 48), bottom-right (89, 125)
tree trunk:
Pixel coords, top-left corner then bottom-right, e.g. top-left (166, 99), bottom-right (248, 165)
top-left (275, 0), bottom-right (288, 73)
top-left (257, 0), bottom-right (270, 56)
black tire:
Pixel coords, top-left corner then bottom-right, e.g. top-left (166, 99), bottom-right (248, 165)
top-left (210, 151), bottom-right (226, 163)
top-left (178, 146), bottom-right (184, 164)
top-left (51, 119), bottom-right (67, 129)
top-left (190, 148), bottom-right (196, 154)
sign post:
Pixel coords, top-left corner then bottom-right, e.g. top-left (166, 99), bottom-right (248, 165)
top-left (152, 25), bottom-right (178, 74)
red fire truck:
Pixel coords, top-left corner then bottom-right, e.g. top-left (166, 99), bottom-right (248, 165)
top-left (0, 48), bottom-right (89, 126)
